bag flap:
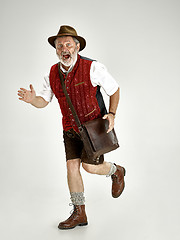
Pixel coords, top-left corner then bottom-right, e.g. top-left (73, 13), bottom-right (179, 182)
top-left (83, 118), bottom-right (118, 152)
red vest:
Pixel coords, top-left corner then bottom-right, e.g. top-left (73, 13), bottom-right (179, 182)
top-left (49, 55), bottom-right (107, 132)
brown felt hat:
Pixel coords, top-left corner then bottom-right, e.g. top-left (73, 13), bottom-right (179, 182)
top-left (48, 25), bottom-right (86, 51)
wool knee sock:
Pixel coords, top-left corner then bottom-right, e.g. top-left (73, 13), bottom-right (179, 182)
top-left (70, 192), bottom-right (85, 205)
top-left (106, 163), bottom-right (117, 177)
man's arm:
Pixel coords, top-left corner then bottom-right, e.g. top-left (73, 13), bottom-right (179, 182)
top-left (109, 87), bottom-right (120, 115)
top-left (103, 87), bottom-right (120, 133)
top-left (18, 84), bottom-right (49, 108)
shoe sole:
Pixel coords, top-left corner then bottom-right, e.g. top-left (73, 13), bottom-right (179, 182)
top-left (58, 222), bottom-right (88, 230)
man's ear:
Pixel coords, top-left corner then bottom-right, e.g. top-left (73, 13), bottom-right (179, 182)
top-left (77, 43), bottom-right (80, 52)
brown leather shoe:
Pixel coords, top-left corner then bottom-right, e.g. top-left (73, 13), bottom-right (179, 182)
top-left (58, 205), bottom-right (88, 230)
top-left (111, 165), bottom-right (126, 198)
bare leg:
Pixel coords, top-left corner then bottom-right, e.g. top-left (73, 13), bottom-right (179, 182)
top-left (82, 161), bottom-right (112, 175)
top-left (66, 158), bottom-right (84, 192)
top-left (82, 161), bottom-right (126, 199)
top-left (59, 159), bottom-right (87, 230)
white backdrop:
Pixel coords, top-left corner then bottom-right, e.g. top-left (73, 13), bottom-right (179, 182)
top-left (0, 0), bottom-right (180, 239)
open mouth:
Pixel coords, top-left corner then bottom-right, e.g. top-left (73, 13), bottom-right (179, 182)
top-left (62, 53), bottom-right (71, 61)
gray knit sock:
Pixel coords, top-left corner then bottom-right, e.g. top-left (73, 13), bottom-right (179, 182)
top-left (106, 163), bottom-right (117, 177)
top-left (70, 192), bottom-right (85, 205)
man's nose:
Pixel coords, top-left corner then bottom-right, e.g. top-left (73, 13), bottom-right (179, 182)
top-left (61, 45), bottom-right (68, 52)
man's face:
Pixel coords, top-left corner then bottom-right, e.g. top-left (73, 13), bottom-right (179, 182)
top-left (55, 36), bottom-right (80, 68)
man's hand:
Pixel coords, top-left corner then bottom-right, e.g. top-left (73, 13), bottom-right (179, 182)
top-left (103, 113), bottom-right (115, 133)
top-left (18, 84), bottom-right (49, 108)
top-left (18, 84), bottom-right (36, 103)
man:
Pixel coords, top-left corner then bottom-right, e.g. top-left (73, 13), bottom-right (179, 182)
top-left (18, 25), bottom-right (126, 230)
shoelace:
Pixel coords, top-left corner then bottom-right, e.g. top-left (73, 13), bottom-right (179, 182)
top-left (111, 174), bottom-right (118, 182)
top-left (69, 203), bottom-right (77, 215)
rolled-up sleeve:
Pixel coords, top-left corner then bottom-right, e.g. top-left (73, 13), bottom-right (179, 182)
top-left (37, 74), bottom-right (54, 102)
top-left (90, 61), bottom-right (119, 96)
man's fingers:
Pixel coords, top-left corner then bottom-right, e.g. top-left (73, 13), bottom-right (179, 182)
top-left (18, 91), bottom-right (24, 97)
top-left (102, 114), bottom-right (108, 119)
top-left (107, 124), bottom-right (113, 133)
top-left (18, 88), bottom-right (29, 102)
top-left (18, 90), bottom-right (23, 95)
top-left (18, 90), bottom-right (24, 94)
top-left (18, 96), bottom-right (25, 101)
top-left (18, 89), bottom-right (27, 96)
top-left (20, 88), bottom-right (27, 92)
top-left (107, 129), bottom-right (111, 133)
top-left (102, 114), bottom-right (115, 133)
top-left (30, 84), bottom-right (34, 92)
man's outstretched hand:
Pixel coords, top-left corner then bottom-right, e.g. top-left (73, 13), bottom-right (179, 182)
top-left (18, 84), bottom-right (36, 104)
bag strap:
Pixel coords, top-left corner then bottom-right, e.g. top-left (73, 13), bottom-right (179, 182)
top-left (57, 62), bottom-right (83, 131)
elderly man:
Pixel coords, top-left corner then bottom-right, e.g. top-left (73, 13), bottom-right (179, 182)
top-left (18, 25), bottom-right (126, 230)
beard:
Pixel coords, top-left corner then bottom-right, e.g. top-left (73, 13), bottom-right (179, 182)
top-left (57, 46), bottom-right (78, 67)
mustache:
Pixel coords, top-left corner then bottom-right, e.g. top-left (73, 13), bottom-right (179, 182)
top-left (61, 51), bottom-right (71, 57)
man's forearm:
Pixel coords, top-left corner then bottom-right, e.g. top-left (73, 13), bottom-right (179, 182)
top-left (30, 96), bottom-right (49, 108)
top-left (109, 88), bottom-right (120, 115)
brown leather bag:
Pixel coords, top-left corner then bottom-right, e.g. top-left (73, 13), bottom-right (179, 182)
top-left (80, 118), bottom-right (119, 164)
top-left (58, 63), bottom-right (119, 164)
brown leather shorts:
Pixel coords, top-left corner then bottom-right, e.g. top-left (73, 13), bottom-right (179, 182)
top-left (63, 129), bottom-right (104, 164)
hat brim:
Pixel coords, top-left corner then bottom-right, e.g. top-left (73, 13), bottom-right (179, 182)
top-left (48, 34), bottom-right (86, 51)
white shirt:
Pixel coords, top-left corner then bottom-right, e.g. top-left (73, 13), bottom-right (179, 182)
top-left (38, 60), bottom-right (119, 102)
